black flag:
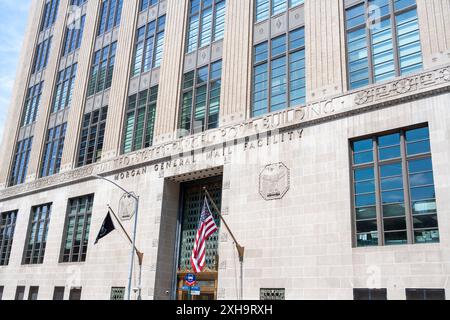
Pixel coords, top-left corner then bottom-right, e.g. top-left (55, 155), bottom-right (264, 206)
top-left (95, 212), bottom-right (116, 244)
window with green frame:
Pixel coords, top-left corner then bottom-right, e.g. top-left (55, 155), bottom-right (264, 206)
top-left (179, 60), bottom-right (222, 136)
top-left (123, 86), bottom-right (158, 153)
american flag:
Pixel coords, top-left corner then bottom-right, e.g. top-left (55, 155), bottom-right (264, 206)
top-left (191, 197), bottom-right (219, 273)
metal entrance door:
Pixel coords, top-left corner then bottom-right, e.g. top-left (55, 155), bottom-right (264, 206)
top-left (176, 176), bottom-right (222, 300)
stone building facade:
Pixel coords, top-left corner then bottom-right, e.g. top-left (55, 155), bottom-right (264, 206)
top-left (1, 0), bottom-right (450, 300)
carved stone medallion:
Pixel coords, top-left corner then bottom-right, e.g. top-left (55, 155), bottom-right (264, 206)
top-left (259, 163), bottom-right (290, 201)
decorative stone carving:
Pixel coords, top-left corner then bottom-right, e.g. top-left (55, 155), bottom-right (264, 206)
top-left (259, 163), bottom-right (290, 201)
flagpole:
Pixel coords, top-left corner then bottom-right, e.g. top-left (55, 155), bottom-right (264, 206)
top-left (93, 174), bottom-right (141, 300)
top-left (107, 205), bottom-right (144, 300)
top-left (203, 187), bottom-right (245, 300)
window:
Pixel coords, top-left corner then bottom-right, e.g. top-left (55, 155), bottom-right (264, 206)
top-left (53, 287), bottom-right (65, 300)
top-left (87, 42), bottom-right (117, 96)
top-left (179, 60), bottom-right (222, 136)
top-left (252, 27), bottom-right (305, 117)
top-left (28, 287), bottom-right (39, 300)
top-left (353, 288), bottom-right (387, 300)
top-left (345, 0), bottom-right (422, 90)
top-left (110, 287), bottom-right (125, 300)
top-left (61, 195), bottom-right (93, 263)
top-left (0, 286), bottom-right (4, 300)
top-left (71, 0), bottom-right (87, 6)
top-left (22, 82), bottom-right (44, 126)
top-left (77, 107), bottom-right (108, 167)
top-left (186, 0), bottom-right (226, 53)
top-left (32, 37), bottom-right (52, 74)
top-left (41, 124), bottom-right (67, 177)
top-left (0, 211), bottom-right (18, 266)
top-left (255, 0), bottom-right (304, 22)
top-left (69, 288), bottom-right (82, 300)
top-left (40, 0), bottom-right (60, 31)
top-left (123, 87), bottom-right (158, 153)
top-left (53, 64), bottom-right (78, 112)
top-left (63, 15), bottom-right (85, 56)
top-left (98, 0), bottom-right (123, 35)
top-left (351, 126), bottom-right (439, 247)
top-left (9, 137), bottom-right (33, 187)
top-left (131, 15), bottom-right (166, 77)
top-left (140, 0), bottom-right (158, 11)
top-left (260, 289), bottom-right (285, 300)
top-left (15, 286), bottom-right (25, 300)
top-left (406, 288), bottom-right (445, 300)
top-left (23, 204), bottom-right (52, 265)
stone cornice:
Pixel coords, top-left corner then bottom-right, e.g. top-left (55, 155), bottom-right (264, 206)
top-left (1, 65), bottom-right (449, 201)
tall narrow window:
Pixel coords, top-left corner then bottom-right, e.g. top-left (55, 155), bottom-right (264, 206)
top-left (140, 0), bottom-right (158, 11)
top-left (61, 195), bottom-right (93, 263)
top-left (15, 286), bottom-right (25, 300)
top-left (71, 0), bottom-right (87, 5)
top-left (123, 87), bottom-right (158, 153)
top-left (32, 37), bottom-right (52, 74)
top-left (69, 288), bottom-right (82, 300)
top-left (131, 15), bottom-right (166, 77)
top-left (98, 0), bottom-right (124, 36)
top-left (252, 27), bottom-right (305, 117)
top-left (186, 0), bottom-right (226, 53)
top-left (22, 82), bottom-right (44, 126)
top-left (23, 204), bottom-right (52, 265)
top-left (179, 60), bottom-right (222, 136)
top-left (87, 42), bottom-right (117, 96)
top-left (0, 211), bottom-right (18, 266)
top-left (77, 107), bottom-right (108, 167)
top-left (40, 0), bottom-right (60, 31)
top-left (351, 125), bottom-right (439, 247)
top-left (41, 124), bottom-right (67, 177)
top-left (28, 287), bottom-right (39, 300)
top-left (345, 0), bottom-right (422, 90)
top-left (9, 137), bottom-right (33, 186)
top-left (53, 287), bottom-right (65, 300)
top-left (110, 287), bottom-right (125, 300)
top-left (53, 64), bottom-right (78, 112)
top-left (255, 0), bottom-right (304, 22)
top-left (63, 15), bottom-right (86, 56)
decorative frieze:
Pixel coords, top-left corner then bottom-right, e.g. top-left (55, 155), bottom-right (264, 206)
top-left (1, 66), bottom-right (450, 201)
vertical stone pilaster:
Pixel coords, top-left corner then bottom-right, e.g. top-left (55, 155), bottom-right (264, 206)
top-left (101, 0), bottom-right (139, 160)
top-left (305, 0), bottom-right (346, 101)
top-left (220, 0), bottom-right (253, 126)
top-left (416, 0), bottom-right (450, 68)
top-left (60, 0), bottom-right (101, 172)
top-left (153, 0), bottom-right (189, 145)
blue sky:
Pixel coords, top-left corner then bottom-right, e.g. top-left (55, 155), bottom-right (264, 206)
top-left (0, 0), bottom-right (31, 142)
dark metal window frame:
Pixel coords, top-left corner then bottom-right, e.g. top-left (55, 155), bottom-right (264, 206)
top-left (40, 0), bottom-right (60, 32)
top-left (97, 0), bottom-right (123, 36)
top-left (21, 81), bottom-right (44, 127)
top-left (87, 42), bottom-right (118, 97)
top-left (28, 286), bottom-right (39, 300)
top-left (122, 86), bottom-right (158, 154)
top-left (40, 123), bottom-right (67, 177)
top-left (32, 36), bottom-right (53, 75)
top-left (178, 60), bottom-right (223, 137)
top-left (53, 286), bottom-right (65, 300)
top-left (15, 286), bottom-right (25, 300)
top-left (62, 15), bottom-right (86, 56)
top-left (251, 27), bottom-right (305, 117)
top-left (110, 287), bottom-right (126, 300)
top-left (350, 124), bottom-right (438, 247)
top-left (185, 0), bottom-right (227, 54)
top-left (405, 288), bottom-right (446, 300)
top-left (344, 0), bottom-right (421, 90)
top-left (131, 15), bottom-right (166, 77)
top-left (9, 137), bottom-right (33, 187)
top-left (0, 210), bottom-right (18, 266)
top-left (254, 0), bottom-right (304, 23)
top-left (52, 64), bottom-right (78, 112)
top-left (353, 288), bottom-right (387, 300)
top-left (76, 107), bottom-right (108, 167)
top-left (22, 204), bottom-right (52, 265)
top-left (60, 195), bottom-right (94, 263)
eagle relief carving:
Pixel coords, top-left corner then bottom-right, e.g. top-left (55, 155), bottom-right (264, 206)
top-left (259, 163), bottom-right (290, 201)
